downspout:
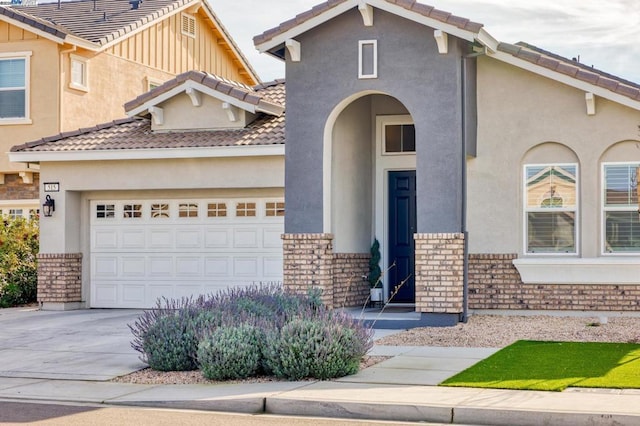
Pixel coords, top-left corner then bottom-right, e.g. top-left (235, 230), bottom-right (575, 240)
top-left (59, 45), bottom-right (76, 133)
top-left (460, 48), bottom-right (485, 323)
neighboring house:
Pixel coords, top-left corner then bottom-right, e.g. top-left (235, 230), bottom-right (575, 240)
top-left (0, 0), bottom-right (259, 218)
top-left (9, 0), bottom-right (640, 318)
top-left (10, 71), bottom-right (285, 309)
top-left (252, 0), bottom-right (640, 324)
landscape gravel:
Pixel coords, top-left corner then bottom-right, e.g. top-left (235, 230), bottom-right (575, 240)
top-left (114, 314), bottom-right (640, 385)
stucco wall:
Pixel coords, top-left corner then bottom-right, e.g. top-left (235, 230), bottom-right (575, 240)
top-left (284, 8), bottom-right (467, 235)
top-left (468, 56), bottom-right (640, 256)
top-left (38, 156), bottom-right (284, 254)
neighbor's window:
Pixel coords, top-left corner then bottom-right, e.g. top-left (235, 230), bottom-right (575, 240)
top-left (603, 163), bottom-right (640, 253)
top-left (0, 52), bottom-right (30, 122)
top-left (524, 164), bottom-right (577, 254)
top-left (384, 124), bottom-right (415, 153)
top-left (70, 55), bottom-right (88, 91)
top-left (8, 209), bottom-right (23, 219)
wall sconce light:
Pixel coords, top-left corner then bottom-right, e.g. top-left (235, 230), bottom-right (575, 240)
top-left (43, 195), bottom-right (55, 217)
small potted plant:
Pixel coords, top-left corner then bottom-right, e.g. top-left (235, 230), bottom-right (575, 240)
top-left (368, 238), bottom-right (383, 303)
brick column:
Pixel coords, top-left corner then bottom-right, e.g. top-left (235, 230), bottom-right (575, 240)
top-left (281, 233), bottom-right (335, 308)
top-left (37, 253), bottom-right (83, 310)
top-left (414, 233), bottom-right (465, 315)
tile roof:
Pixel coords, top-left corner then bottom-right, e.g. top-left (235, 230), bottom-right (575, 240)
top-left (4, 0), bottom-right (193, 46)
top-left (253, 0), bottom-right (483, 46)
top-left (125, 71), bottom-right (284, 114)
top-left (498, 42), bottom-right (640, 102)
top-left (12, 81), bottom-right (286, 153)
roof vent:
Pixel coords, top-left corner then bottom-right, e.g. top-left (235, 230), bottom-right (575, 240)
top-left (129, 0), bottom-right (142, 10)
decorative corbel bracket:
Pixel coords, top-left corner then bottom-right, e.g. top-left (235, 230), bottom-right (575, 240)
top-left (148, 106), bottom-right (164, 125)
top-left (19, 172), bottom-right (33, 184)
top-left (222, 102), bottom-right (238, 122)
top-left (285, 39), bottom-right (301, 62)
top-left (585, 92), bottom-right (596, 116)
top-left (434, 30), bottom-right (448, 54)
top-left (358, 1), bottom-right (373, 26)
top-left (185, 87), bottom-right (201, 107)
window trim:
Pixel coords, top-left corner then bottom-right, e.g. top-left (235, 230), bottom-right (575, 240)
top-left (0, 51), bottom-right (32, 125)
top-left (69, 54), bottom-right (89, 92)
top-left (380, 115), bottom-right (416, 156)
top-left (358, 40), bottom-right (377, 79)
top-left (601, 161), bottom-right (640, 256)
top-left (523, 163), bottom-right (579, 256)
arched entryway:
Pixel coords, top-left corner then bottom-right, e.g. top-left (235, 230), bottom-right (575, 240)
top-left (323, 92), bottom-right (416, 303)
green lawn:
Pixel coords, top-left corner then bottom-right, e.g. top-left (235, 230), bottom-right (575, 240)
top-left (441, 340), bottom-right (640, 391)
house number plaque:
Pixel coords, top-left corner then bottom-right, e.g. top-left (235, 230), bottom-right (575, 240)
top-left (43, 182), bottom-right (60, 192)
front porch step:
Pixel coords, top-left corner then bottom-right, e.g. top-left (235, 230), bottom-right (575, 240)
top-left (341, 307), bottom-right (463, 329)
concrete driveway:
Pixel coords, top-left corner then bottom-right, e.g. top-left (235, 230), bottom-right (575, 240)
top-left (0, 307), bottom-right (147, 381)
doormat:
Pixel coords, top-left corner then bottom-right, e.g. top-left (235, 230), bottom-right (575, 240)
top-left (375, 307), bottom-right (415, 313)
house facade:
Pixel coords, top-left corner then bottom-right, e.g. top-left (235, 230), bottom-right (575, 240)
top-left (10, 0), bottom-right (640, 318)
top-left (10, 71), bottom-right (285, 310)
top-left (254, 0), bottom-right (640, 324)
top-left (0, 0), bottom-right (258, 218)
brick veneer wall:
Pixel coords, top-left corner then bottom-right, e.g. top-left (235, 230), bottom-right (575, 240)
top-left (414, 233), bottom-right (465, 313)
top-left (333, 253), bottom-right (369, 308)
top-left (37, 253), bottom-right (82, 303)
top-left (282, 233), bottom-right (335, 307)
top-left (468, 254), bottom-right (640, 311)
top-left (0, 173), bottom-right (39, 200)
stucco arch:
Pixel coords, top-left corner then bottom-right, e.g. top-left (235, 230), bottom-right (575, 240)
top-left (598, 140), bottom-right (640, 163)
top-left (322, 90), bottom-right (414, 254)
top-left (521, 141), bottom-right (580, 165)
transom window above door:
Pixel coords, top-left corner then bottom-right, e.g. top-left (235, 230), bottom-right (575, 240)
top-left (384, 123), bottom-right (415, 154)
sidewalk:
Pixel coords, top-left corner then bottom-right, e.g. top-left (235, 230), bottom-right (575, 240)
top-left (1, 344), bottom-right (639, 426)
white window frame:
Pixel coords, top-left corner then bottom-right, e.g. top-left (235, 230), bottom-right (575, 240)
top-left (358, 40), bottom-right (377, 79)
top-left (0, 51), bottom-right (32, 125)
top-left (523, 163), bottom-right (579, 256)
top-left (601, 161), bottom-right (640, 256)
top-left (181, 13), bottom-right (197, 38)
top-left (69, 54), bottom-right (89, 92)
top-left (146, 76), bottom-right (163, 91)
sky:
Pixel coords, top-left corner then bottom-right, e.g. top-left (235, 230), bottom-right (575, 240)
top-left (212, 0), bottom-right (640, 84)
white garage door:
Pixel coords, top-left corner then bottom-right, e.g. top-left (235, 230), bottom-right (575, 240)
top-left (90, 198), bottom-right (284, 308)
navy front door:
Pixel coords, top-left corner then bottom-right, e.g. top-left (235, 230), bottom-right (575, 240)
top-left (388, 170), bottom-right (416, 303)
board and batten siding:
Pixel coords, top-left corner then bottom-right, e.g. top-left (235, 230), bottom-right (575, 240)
top-left (105, 11), bottom-right (252, 85)
top-left (0, 20), bottom-right (40, 41)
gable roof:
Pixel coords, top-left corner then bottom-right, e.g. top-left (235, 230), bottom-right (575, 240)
top-left (125, 70), bottom-right (284, 117)
top-left (1, 0), bottom-right (259, 83)
top-left (254, 0), bottom-right (640, 111)
top-left (9, 80), bottom-right (286, 162)
top-left (254, 0), bottom-right (492, 55)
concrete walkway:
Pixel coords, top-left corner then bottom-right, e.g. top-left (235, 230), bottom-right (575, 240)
top-left (1, 307), bottom-right (640, 425)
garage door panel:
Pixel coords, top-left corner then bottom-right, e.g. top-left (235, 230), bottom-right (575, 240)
top-left (176, 230), bottom-right (202, 248)
top-left (233, 257), bottom-right (259, 276)
top-left (204, 229), bottom-right (229, 247)
top-left (204, 257), bottom-right (230, 276)
top-left (91, 198), bottom-right (283, 308)
top-left (93, 256), bottom-right (118, 277)
top-left (148, 229), bottom-right (173, 248)
top-left (263, 228), bottom-right (283, 248)
top-left (263, 257), bottom-right (284, 277)
top-left (121, 257), bottom-right (146, 277)
top-left (149, 256), bottom-right (174, 276)
top-left (122, 229), bottom-right (146, 248)
top-left (93, 229), bottom-right (118, 249)
top-left (234, 229), bottom-right (259, 248)
top-left (175, 256), bottom-right (202, 276)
